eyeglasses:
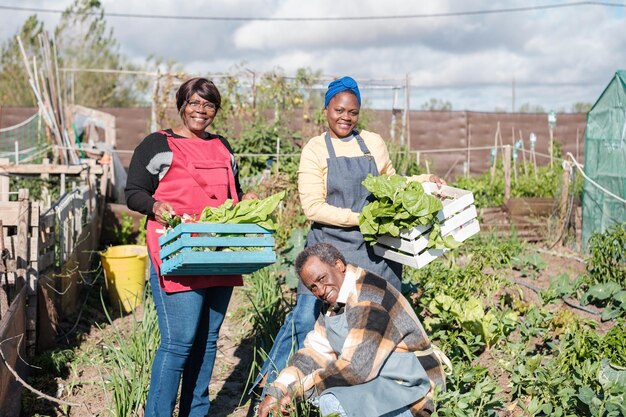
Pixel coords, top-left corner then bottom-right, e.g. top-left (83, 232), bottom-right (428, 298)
top-left (187, 100), bottom-right (217, 112)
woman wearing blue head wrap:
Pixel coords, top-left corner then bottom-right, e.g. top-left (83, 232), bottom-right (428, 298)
top-left (324, 76), bottom-right (361, 109)
top-left (247, 76), bottom-right (444, 417)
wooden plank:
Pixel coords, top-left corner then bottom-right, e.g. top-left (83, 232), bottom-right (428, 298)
top-left (504, 145), bottom-right (511, 203)
top-left (37, 252), bottom-right (55, 271)
top-left (505, 197), bottom-right (555, 217)
top-left (0, 220), bottom-right (9, 320)
top-left (0, 287), bottom-right (27, 416)
top-left (15, 190), bottom-right (29, 293)
top-left (0, 158), bottom-right (9, 202)
top-left (27, 199), bottom-right (39, 356)
top-left (0, 203), bottom-right (39, 227)
top-left (0, 163), bottom-right (103, 175)
top-left (40, 211), bottom-right (55, 228)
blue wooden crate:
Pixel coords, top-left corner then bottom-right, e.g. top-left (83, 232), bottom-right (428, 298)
top-left (158, 223), bottom-right (276, 276)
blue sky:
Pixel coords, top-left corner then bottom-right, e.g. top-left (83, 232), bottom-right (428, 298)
top-left (1, 0), bottom-right (625, 112)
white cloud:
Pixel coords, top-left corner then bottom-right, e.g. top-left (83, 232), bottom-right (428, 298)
top-left (1, 0), bottom-right (624, 111)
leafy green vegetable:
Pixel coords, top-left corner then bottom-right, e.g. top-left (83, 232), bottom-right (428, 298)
top-left (426, 294), bottom-right (517, 349)
top-left (162, 190), bottom-right (286, 230)
top-left (199, 190), bottom-right (286, 230)
top-left (162, 211), bottom-right (181, 229)
top-left (359, 174), bottom-right (460, 249)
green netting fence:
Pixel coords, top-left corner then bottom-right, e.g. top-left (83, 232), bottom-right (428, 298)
top-left (0, 111), bottom-right (47, 163)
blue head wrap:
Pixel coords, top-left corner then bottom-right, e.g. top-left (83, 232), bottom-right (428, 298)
top-left (324, 76), bottom-right (361, 108)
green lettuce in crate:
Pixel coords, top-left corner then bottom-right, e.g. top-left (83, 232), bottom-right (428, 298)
top-left (199, 190), bottom-right (286, 230)
top-left (358, 174), bottom-right (461, 250)
top-left (162, 191), bottom-right (286, 231)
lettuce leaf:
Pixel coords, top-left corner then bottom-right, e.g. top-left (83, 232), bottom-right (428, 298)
top-left (196, 190), bottom-right (286, 230)
top-left (358, 174), bottom-right (459, 250)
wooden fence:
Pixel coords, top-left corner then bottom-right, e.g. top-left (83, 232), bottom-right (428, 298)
top-left (0, 159), bottom-right (108, 414)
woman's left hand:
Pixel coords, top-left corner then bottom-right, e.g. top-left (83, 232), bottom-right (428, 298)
top-left (428, 175), bottom-right (447, 187)
top-left (242, 192), bottom-right (259, 200)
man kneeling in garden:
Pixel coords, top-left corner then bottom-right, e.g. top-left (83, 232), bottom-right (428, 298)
top-left (258, 243), bottom-right (446, 417)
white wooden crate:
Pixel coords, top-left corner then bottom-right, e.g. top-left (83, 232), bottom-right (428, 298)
top-left (373, 183), bottom-right (480, 269)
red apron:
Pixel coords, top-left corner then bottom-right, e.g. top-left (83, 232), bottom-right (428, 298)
top-left (146, 130), bottom-right (243, 293)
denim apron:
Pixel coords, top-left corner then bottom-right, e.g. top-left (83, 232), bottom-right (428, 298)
top-left (321, 310), bottom-right (431, 417)
top-left (301, 131), bottom-right (402, 294)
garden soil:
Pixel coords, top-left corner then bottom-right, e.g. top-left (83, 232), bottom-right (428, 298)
top-left (21, 247), bottom-right (603, 417)
top-left (21, 287), bottom-right (254, 417)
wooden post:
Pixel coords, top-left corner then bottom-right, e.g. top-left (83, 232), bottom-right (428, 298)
top-left (0, 220), bottom-right (9, 320)
top-left (41, 158), bottom-right (50, 209)
top-left (490, 122), bottom-right (500, 180)
top-left (553, 161), bottom-right (572, 247)
top-left (26, 199), bottom-right (39, 358)
top-left (504, 145), bottom-right (511, 203)
top-left (275, 137), bottom-right (281, 175)
top-left (549, 127), bottom-right (554, 168)
top-left (511, 126), bottom-right (517, 181)
top-left (391, 87), bottom-right (398, 143)
top-left (466, 123), bottom-right (472, 177)
top-left (405, 73), bottom-right (411, 151)
top-left (0, 158), bottom-right (9, 202)
top-left (519, 130), bottom-right (528, 176)
top-left (576, 128), bottom-right (580, 161)
top-left (15, 189), bottom-right (29, 294)
top-left (60, 172), bottom-right (66, 196)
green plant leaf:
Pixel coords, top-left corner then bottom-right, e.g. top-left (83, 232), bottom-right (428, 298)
top-left (586, 282), bottom-right (622, 301)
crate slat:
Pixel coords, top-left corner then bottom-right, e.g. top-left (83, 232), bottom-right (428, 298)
top-left (160, 236), bottom-right (275, 259)
top-left (375, 219), bottom-right (480, 269)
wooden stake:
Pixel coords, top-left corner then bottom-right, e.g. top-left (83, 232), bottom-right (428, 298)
top-left (16, 189), bottom-right (29, 294)
top-left (519, 129), bottom-right (528, 176)
top-left (405, 73), bottom-right (412, 151)
top-left (490, 122), bottom-right (501, 180)
top-left (576, 128), bottom-right (580, 161)
top-left (0, 158), bottom-right (9, 202)
top-left (504, 145), bottom-right (511, 203)
top-left (511, 126), bottom-right (517, 181)
top-left (466, 124), bottom-right (472, 177)
top-left (0, 219), bottom-right (9, 320)
top-left (553, 162), bottom-right (572, 247)
top-left (549, 127), bottom-right (554, 168)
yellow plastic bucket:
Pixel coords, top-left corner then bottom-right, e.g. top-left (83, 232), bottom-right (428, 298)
top-left (100, 245), bottom-right (148, 313)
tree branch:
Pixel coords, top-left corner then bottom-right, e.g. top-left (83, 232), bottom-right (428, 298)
top-left (0, 334), bottom-right (82, 408)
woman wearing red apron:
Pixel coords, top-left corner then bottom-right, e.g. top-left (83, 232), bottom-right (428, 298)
top-left (125, 78), bottom-right (256, 417)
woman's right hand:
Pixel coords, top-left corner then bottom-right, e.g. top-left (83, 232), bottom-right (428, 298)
top-left (152, 201), bottom-right (175, 226)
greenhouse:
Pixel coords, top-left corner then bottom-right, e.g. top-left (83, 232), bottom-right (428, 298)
top-left (582, 69), bottom-right (626, 250)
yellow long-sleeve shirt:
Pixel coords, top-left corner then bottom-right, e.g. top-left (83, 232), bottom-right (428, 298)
top-left (298, 130), bottom-right (431, 228)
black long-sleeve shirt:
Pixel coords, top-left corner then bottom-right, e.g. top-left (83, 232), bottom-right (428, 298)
top-left (124, 129), bottom-right (244, 216)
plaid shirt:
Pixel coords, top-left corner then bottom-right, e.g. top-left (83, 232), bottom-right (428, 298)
top-left (272, 266), bottom-right (445, 415)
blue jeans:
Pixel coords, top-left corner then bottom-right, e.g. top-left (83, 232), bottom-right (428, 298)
top-left (318, 393), bottom-right (414, 417)
top-left (145, 262), bottom-right (233, 417)
top-left (252, 294), bottom-right (322, 393)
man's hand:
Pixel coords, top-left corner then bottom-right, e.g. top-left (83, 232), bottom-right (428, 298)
top-left (257, 395), bottom-right (279, 417)
top-left (278, 393), bottom-right (294, 415)
top-left (152, 201), bottom-right (175, 226)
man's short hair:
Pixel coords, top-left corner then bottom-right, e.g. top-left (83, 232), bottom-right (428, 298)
top-left (295, 243), bottom-right (347, 278)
